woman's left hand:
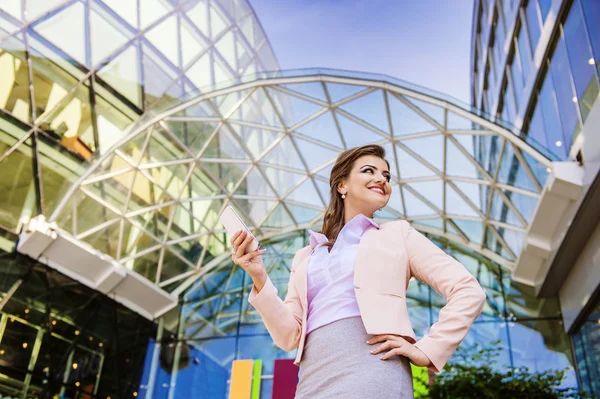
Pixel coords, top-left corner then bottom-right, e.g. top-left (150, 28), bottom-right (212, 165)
top-left (367, 334), bottom-right (432, 367)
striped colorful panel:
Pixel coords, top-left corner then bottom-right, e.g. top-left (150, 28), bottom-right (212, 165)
top-left (271, 359), bottom-right (299, 399)
top-left (229, 359), bottom-right (254, 399)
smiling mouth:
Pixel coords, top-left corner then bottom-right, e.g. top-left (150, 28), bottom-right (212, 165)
top-left (368, 187), bottom-right (385, 195)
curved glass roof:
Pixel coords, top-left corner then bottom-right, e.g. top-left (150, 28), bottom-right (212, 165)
top-left (48, 70), bottom-right (554, 295)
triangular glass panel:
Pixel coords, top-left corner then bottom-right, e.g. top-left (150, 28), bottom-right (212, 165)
top-left (148, 162), bottom-right (193, 201)
top-left (288, 179), bottom-right (324, 208)
top-left (521, 152), bottom-right (549, 189)
top-left (314, 178), bottom-right (332, 204)
top-left (141, 42), bottom-right (178, 104)
top-left (210, 89), bottom-right (245, 117)
top-left (121, 219), bottom-right (162, 258)
top-left (452, 181), bottom-right (485, 212)
top-left (337, 113), bottom-right (385, 148)
top-left (145, 13), bottom-right (179, 66)
top-left (186, 52), bottom-right (212, 90)
top-left (202, 161), bottom-right (251, 194)
top-left (499, 228), bottom-right (523, 258)
top-left (325, 82), bottom-right (368, 104)
top-left (164, 120), bottom-right (218, 156)
top-left (374, 208), bottom-right (399, 221)
top-left (160, 247), bottom-right (196, 283)
top-left (386, 184), bottom-right (404, 215)
top-left (26, 0), bottom-right (70, 21)
top-left (294, 111), bottom-right (343, 148)
top-left (236, 32), bottom-right (252, 68)
top-left (85, 152), bottom-right (132, 182)
top-left (263, 204), bottom-right (295, 228)
top-left (140, 0), bottom-right (171, 29)
top-left (489, 190), bottom-right (523, 228)
top-left (293, 137), bottom-right (340, 172)
top-left (213, 57), bottom-right (233, 85)
top-left (200, 125), bottom-right (247, 159)
top-left (403, 186), bottom-right (438, 217)
top-left (2, 0), bottom-right (23, 20)
top-left (497, 144), bottom-right (538, 192)
top-left (229, 124), bottom-right (281, 159)
top-left (128, 248), bottom-right (160, 281)
top-left (388, 93), bottom-right (436, 136)
top-left (395, 144), bottom-right (436, 179)
top-left (446, 220), bottom-right (462, 238)
top-left (242, 166), bottom-right (278, 198)
top-left (186, 0), bottom-right (209, 37)
top-left (100, 0), bottom-right (137, 28)
top-left (117, 129), bottom-right (152, 165)
top-left (414, 218), bottom-right (444, 230)
top-left (505, 190), bottom-right (537, 225)
top-left (90, 8), bottom-right (131, 66)
top-left (340, 89), bottom-right (389, 133)
top-left (281, 82), bottom-right (327, 103)
top-left (144, 129), bottom-right (190, 163)
top-left (73, 194), bottom-right (121, 235)
top-left (181, 18), bottom-right (208, 68)
top-left (286, 204), bottom-right (321, 225)
top-left (407, 180), bottom-right (443, 212)
top-left (97, 42), bottom-right (142, 107)
top-left (32, 1), bottom-right (87, 65)
top-left (447, 110), bottom-right (479, 130)
top-left (215, 30), bottom-right (236, 69)
top-left (260, 136), bottom-right (304, 170)
top-left (406, 97), bottom-right (445, 128)
top-left (452, 133), bottom-right (477, 156)
top-left (445, 183), bottom-right (479, 217)
top-left (234, 88), bottom-right (283, 128)
top-left (231, 197), bottom-right (277, 226)
top-left (260, 166), bottom-right (305, 197)
top-left (209, 3), bottom-right (229, 38)
top-left (316, 162), bottom-right (334, 181)
top-left (402, 134), bottom-right (445, 173)
top-left (445, 139), bottom-right (480, 179)
top-left (451, 218), bottom-right (484, 245)
top-left (79, 218), bottom-right (121, 259)
top-left (267, 88), bottom-right (323, 128)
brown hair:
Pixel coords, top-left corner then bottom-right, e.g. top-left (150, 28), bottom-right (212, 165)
top-left (321, 144), bottom-right (390, 248)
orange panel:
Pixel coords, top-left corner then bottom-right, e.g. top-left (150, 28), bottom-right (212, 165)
top-left (229, 359), bottom-right (254, 399)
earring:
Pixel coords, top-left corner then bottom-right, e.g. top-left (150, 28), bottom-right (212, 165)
top-left (341, 194), bottom-right (346, 199)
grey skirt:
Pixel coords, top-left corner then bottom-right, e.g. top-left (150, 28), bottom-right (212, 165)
top-left (295, 316), bottom-right (414, 399)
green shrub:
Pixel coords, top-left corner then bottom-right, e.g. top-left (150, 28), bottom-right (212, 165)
top-left (419, 341), bottom-right (589, 399)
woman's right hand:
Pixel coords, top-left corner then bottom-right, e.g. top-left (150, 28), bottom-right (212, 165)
top-left (230, 231), bottom-right (267, 287)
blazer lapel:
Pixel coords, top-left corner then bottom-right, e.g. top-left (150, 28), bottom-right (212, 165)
top-left (354, 228), bottom-right (375, 288)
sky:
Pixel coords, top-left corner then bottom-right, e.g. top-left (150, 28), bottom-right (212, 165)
top-left (249, 0), bottom-right (475, 104)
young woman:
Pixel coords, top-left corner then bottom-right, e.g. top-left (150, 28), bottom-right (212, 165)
top-left (230, 144), bottom-right (486, 398)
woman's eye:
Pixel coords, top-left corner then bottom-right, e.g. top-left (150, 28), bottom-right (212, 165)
top-left (385, 176), bottom-right (391, 182)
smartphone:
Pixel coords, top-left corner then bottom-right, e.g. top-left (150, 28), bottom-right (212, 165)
top-left (219, 206), bottom-right (260, 254)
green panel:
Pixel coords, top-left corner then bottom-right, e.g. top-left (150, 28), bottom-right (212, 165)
top-left (251, 359), bottom-right (262, 399)
top-left (411, 363), bottom-right (429, 398)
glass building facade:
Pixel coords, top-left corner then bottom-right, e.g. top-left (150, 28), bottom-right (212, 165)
top-left (471, 1), bottom-right (600, 397)
top-left (0, 0), bottom-right (592, 398)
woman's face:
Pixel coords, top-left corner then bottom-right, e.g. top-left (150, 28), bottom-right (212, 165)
top-left (337, 155), bottom-right (392, 214)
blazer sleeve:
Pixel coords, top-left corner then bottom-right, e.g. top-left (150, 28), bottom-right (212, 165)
top-left (399, 221), bottom-right (486, 373)
top-left (247, 246), bottom-right (309, 352)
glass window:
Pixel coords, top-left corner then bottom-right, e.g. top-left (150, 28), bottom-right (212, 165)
top-left (563, 0), bottom-right (600, 123)
top-left (526, 96), bottom-right (549, 149)
top-left (538, 66), bottom-right (569, 159)
top-left (549, 34), bottom-right (582, 151)
top-left (501, 79), bottom-right (517, 124)
top-left (493, 10), bottom-right (506, 65)
top-left (510, 60), bottom-right (524, 108)
top-left (516, 23), bottom-right (532, 88)
top-left (571, 293), bottom-right (600, 398)
top-left (539, 0), bottom-right (551, 22)
top-left (581, 0), bottom-right (600, 75)
top-left (526, 0), bottom-right (542, 54)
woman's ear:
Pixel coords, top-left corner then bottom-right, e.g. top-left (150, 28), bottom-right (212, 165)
top-left (337, 182), bottom-right (346, 196)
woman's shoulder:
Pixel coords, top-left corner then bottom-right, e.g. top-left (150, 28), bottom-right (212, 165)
top-left (378, 219), bottom-right (411, 234)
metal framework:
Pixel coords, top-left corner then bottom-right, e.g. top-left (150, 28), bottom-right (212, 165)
top-left (47, 70), bottom-right (554, 296)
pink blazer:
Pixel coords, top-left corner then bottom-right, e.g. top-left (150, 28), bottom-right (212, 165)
top-left (248, 220), bottom-right (486, 373)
